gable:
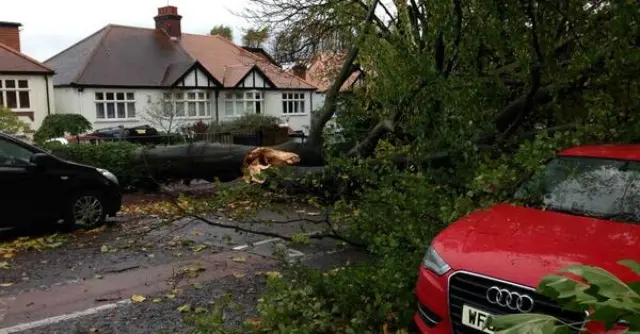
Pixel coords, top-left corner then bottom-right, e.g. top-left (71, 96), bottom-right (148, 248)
top-left (173, 64), bottom-right (218, 88)
top-left (236, 67), bottom-right (274, 89)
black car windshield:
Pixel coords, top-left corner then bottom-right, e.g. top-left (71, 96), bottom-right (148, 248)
top-left (514, 156), bottom-right (640, 224)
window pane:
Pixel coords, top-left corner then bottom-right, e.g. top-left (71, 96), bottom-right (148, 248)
top-left (256, 101), bottom-right (262, 114)
top-left (225, 92), bottom-right (233, 99)
top-left (205, 102), bottom-right (211, 116)
top-left (282, 93), bottom-right (286, 100)
top-left (300, 101), bottom-right (305, 113)
top-left (106, 93), bottom-right (114, 100)
top-left (288, 101), bottom-right (293, 114)
top-left (282, 101), bottom-right (287, 114)
top-left (6, 91), bottom-right (17, 108)
top-left (127, 102), bottom-right (136, 118)
top-left (234, 92), bottom-right (242, 99)
top-left (206, 92), bottom-right (211, 99)
top-left (96, 103), bottom-right (105, 119)
top-left (126, 92), bottom-right (135, 100)
top-left (246, 101), bottom-right (255, 114)
top-left (293, 101), bottom-right (299, 114)
top-left (188, 92), bottom-right (196, 100)
top-left (198, 102), bottom-right (206, 116)
top-left (17, 80), bottom-right (28, 88)
top-left (117, 102), bottom-right (126, 118)
top-left (188, 102), bottom-right (197, 116)
top-left (163, 92), bottom-right (172, 100)
top-left (5, 80), bottom-right (15, 88)
top-left (0, 92), bottom-right (4, 106)
top-left (163, 102), bottom-right (173, 117)
top-left (236, 101), bottom-right (245, 115)
top-left (116, 93), bottom-right (125, 100)
top-left (95, 92), bottom-right (104, 100)
top-left (198, 92), bottom-right (205, 100)
top-left (0, 80), bottom-right (3, 88)
top-left (176, 102), bottom-right (185, 116)
top-left (225, 101), bottom-right (234, 116)
top-left (245, 92), bottom-right (254, 99)
top-left (174, 92), bottom-right (184, 100)
top-left (18, 92), bottom-right (30, 109)
top-left (106, 103), bottom-right (115, 118)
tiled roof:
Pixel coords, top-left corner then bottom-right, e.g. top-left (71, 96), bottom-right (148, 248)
top-left (45, 25), bottom-right (194, 86)
top-left (0, 42), bottom-right (53, 74)
top-left (300, 51), bottom-right (363, 92)
top-left (180, 34), bottom-right (315, 89)
top-left (45, 25), bottom-right (316, 90)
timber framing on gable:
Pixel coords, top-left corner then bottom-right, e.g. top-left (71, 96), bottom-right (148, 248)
top-left (235, 66), bottom-right (275, 89)
top-left (171, 62), bottom-right (222, 89)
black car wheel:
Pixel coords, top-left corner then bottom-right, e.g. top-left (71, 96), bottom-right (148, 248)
top-left (65, 191), bottom-right (107, 228)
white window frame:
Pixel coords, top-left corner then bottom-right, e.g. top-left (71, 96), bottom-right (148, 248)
top-left (95, 91), bottom-right (137, 120)
top-left (224, 90), bottom-right (263, 117)
top-left (282, 92), bottom-right (306, 115)
top-left (163, 90), bottom-right (212, 119)
top-left (0, 78), bottom-right (31, 111)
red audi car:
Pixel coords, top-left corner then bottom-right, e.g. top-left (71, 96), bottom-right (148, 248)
top-left (414, 144), bottom-right (640, 333)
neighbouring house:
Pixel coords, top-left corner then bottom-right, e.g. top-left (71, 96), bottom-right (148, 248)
top-left (289, 51), bottom-right (365, 113)
top-left (44, 6), bottom-right (317, 134)
top-left (0, 21), bottom-right (56, 131)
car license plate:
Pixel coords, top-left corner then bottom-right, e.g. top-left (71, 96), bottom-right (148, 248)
top-left (461, 305), bottom-right (494, 333)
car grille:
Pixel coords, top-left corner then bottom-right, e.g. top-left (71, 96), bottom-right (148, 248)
top-left (448, 272), bottom-right (586, 333)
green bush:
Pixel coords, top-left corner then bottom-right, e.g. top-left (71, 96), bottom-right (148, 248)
top-left (209, 114), bottom-right (281, 133)
top-left (34, 114), bottom-right (92, 143)
top-left (41, 142), bottom-right (145, 188)
top-left (0, 106), bottom-right (30, 135)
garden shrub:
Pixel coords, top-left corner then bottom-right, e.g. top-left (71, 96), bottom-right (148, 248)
top-left (41, 141), bottom-right (145, 189)
top-left (0, 106), bottom-right (30, 135)
top-left (209, 114), bottom-right (282, 133)
top-left (34, 114), bottom-right (92, 143)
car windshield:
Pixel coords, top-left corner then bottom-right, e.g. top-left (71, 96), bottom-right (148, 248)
top-left (514, 156), bottom-right (640, 224)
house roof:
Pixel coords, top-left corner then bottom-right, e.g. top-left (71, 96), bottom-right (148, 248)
top-left (0, 42), bottom-right (53, 74)
top-left (45, 25), bottom-right (316, 90)
top-left (299, 51), bottom-right (363, 92)
top-left (180, 34), bottom-right (314, 89)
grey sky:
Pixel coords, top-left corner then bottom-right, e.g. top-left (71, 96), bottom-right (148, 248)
top-left (4, 0), bottom-right (252, 62)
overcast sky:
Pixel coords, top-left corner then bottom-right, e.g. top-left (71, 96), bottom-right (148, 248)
top-left (4, 0), bottom-right (253, 62)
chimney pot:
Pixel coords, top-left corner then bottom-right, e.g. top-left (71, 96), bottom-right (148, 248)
top-left (0, 21), bottom-right (22, 52)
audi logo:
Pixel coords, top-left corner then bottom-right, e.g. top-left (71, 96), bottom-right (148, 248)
top-left (485, 286), bottom-right (535, 313)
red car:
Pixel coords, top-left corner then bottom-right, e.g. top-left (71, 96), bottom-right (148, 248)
top-left (414, 144), bottom-right (640, 333)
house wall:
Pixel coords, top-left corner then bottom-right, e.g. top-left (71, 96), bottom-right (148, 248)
top-left (54, 87), bottom-right (314, 134)
top-left (0, 73), bottom-right (55, 130)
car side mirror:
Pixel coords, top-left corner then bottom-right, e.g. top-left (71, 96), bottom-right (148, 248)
top-left (30, 152), bottom-right (57, 167)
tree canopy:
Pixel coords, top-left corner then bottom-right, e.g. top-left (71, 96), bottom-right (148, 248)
top-left (210, 24), bottom-right (233, 40)
top-left (241, 27), bottom-right (270, 48)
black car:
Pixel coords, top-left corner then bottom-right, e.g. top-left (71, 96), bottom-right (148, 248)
top-left (0, 132), bottom-right (121, 228)
top-left (89, 125), bottom-right (163, 145)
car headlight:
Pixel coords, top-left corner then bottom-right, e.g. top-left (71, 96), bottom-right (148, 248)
top-left (422, 246), bottom-right (451, 275)
top-left (97, 168), bottom-right (119, 185)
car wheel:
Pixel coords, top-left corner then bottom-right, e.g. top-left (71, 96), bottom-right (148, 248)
top-left (65, 191), bottom-right (107, 228)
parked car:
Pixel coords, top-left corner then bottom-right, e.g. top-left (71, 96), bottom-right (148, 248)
top-left (414, 144), bottom-right (640, 333)
top-left (0, 132), bottom-right (121, 228)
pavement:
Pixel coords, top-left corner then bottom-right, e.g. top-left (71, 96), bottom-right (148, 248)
top-left (0, 203), bottom-right (369, 333)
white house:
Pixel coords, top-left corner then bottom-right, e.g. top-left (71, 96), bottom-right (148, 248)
top-left (0, 21), bottom-right (56, 131)
top-left (44, 6), bottom-right (317, 134)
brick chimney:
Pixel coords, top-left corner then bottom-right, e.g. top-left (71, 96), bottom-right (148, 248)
top-left (0, 22), bottom-right (22, 52)
top-left (154, 6), bottom-right (182, 39)
top-left (292, 64), bottom-right (307, 80)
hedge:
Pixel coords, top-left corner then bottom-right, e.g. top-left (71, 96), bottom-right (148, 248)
top-left (41, 142), bottom-right (148, 189)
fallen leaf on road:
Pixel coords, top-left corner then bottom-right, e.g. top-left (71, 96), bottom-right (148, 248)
top-left (177, 304), bottom-right (191, 313)
top-left (265, 271), bottom-right (282, 279)
top-left (191, 244), bottom-right (207, 253)
top-left (152, 298), bottom-right (162, 303)
top-left (191, 230), bottom-right (203, 236)
top-left (84, 225), bottom-right (107, 235)
top-left (0, 282), bottom-right (14, 287)
top-left (233, 273), bottom-right (245, 279)
top-left (194, 307), bottom-right (207, 314)
top-left (231, 256), bottom-right (246, 263)
top-left (89, 328), bottom-right (98, 333)
top-left (130, 294), bottom-right (146, 303)
top-left (0, 261), bottom-right (9, 269)
top-left (100, 245), bottom-right (109, 253)
top-left (165, 293), bottom-right (176, 299)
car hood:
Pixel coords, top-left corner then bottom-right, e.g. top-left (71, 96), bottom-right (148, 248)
top-left (433, 203), bottom-right (640, 287)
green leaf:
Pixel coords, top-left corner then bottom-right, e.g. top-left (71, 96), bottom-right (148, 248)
top-left (619, 260), bottom-right (640, 276)
top-left (489, 314), bottom-right (562, 334)
top-left (561, 264), bottom-right (635, 298)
